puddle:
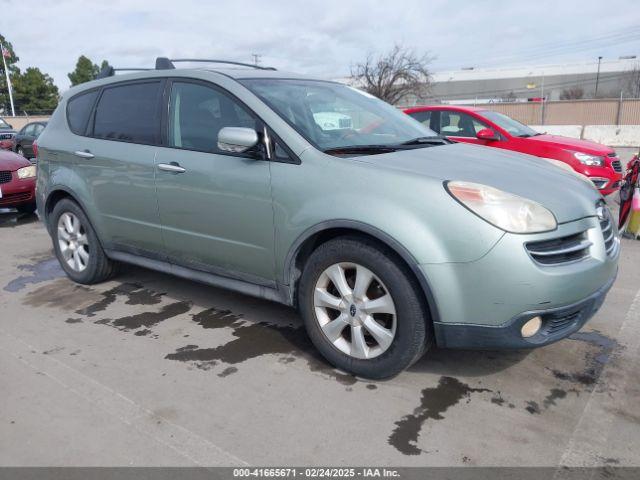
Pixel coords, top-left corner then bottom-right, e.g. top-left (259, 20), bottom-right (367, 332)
top-left (5, 258), bottom-right (65, 292)
top-left (387, 376), bottom-right (490, 455)
top-left (109, 301), bottom-right (191, 331)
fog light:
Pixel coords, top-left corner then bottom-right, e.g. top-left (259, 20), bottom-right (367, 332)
top-left (521, 316), bottom-right (542, 338)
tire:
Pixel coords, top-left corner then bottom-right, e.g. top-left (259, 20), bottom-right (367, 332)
top-left (298, 236), bottom-right (431, 379)
top-left (50, 198), bottom-right (117, 284)
top-left (16, 202), bottom-right (36, 214)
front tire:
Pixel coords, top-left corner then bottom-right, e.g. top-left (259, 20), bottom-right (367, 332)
top-left (298, 236), bottom-right (431, 379)
top-left (50, 198), bottom-right (116, 284)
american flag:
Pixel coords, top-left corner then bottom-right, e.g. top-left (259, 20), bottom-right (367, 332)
top-left (1, 48), bottom-right (10, 58)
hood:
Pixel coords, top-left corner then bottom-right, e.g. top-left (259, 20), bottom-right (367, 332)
top-left (526, 134), bottom-right (613, 155)
top-left (357, 142), bottom-right (601, 224)
top-left (0, 150), bottom-right (32, 171)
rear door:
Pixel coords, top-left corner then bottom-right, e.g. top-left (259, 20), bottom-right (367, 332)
top-left (71, 80), bottom-right (166, 257)
top-left (154, 79), bottom-right (276, 285)
top-left (19, 124), bottom-right (36, 156)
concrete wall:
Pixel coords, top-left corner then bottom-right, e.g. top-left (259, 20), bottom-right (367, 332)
top-left (530, 124), bottom-right (640, 147)
top-left (5, 116), bottom-right (51, 132)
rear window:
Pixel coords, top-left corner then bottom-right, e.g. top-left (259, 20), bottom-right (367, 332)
top-left (93, 81), bottom-right (162, 145)
top-left (67, 90), bottom-right (99, 135)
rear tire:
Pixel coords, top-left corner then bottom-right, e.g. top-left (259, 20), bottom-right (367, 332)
top-left (50, 198), bottom-right (117, 284)
top-left (298, 236), bottom-right (431, 379)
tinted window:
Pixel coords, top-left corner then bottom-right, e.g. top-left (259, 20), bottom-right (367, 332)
top-left (440, 111), bottom-right (487, 137)
top-left (67, 90), bottom-right (99, 135)
top-left (408, 110), bottom-right (432, 128)
top-left (168, 82), bottom-right (258, 154)
top-left (93, 82), bottom-right (162, 144)
top-left (23, 124), bottom-right (35, 136)
top-left (33, 124), bottom-right (45, 136)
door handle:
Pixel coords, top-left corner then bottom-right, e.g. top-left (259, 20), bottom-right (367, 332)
top-left (74, 150), bottom-right (94, 159)
top-left (158, 162), bottom-right (186, 173)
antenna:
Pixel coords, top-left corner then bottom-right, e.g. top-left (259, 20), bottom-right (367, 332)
top-left (251, 53), bottom-right (262, 66)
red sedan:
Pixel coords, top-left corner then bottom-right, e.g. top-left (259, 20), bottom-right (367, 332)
top-left (0, 150), bottom-right (37, 213)
top-left (404, 105), bottom-right (623, 196)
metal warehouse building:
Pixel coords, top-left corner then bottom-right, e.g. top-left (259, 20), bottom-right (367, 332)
top-left (419, 58), bottom-right (639, 105)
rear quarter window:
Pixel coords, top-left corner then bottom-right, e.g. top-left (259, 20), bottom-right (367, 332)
top-left (67, 90), bottom-right (99, 135)
top-left (93, 81), bottom-right (162, 145)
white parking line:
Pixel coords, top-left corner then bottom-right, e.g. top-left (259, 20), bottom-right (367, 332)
top-left (0, 330), bottom-right (248, 467)
top-left (556, 286), bottom-right (640, 472)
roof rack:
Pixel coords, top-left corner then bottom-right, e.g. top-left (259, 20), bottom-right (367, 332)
top-left (96, 66), bottom-right (152, 79)
top-left (155, 57), bottom-right (276, 71)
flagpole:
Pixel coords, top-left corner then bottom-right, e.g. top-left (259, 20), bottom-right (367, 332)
top-left (0, 41), bottom-right (15, 117)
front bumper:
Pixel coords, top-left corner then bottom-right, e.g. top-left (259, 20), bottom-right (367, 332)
top-left (0, 173), bottom-right (36, 208)
top-left (433, 271), bottom-right (616, 348)
top-left (423, 214), bottom-right (619, 349)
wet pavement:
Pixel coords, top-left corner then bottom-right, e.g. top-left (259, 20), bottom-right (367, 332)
top-left (0, 207), bottom-right (639, 467)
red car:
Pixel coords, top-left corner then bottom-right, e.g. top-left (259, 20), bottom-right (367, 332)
top-left (404, 106), bottom-right (623, 196)
top-left (0, 150), bottom-right (37, 213)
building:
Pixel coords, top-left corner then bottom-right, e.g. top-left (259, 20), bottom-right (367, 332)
top-left (408, 57), bottom-right (639, 106)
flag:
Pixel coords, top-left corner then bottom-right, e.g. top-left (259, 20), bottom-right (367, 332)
top-left (1, 48), bottom-right (10, 59)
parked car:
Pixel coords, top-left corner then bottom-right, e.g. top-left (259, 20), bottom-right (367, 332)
top-left (404, 106), bottom-right (623, 196)
top-left (36, 59), bottom-right (619, 378)
top-left (13, 121), bottom-right (47, 160)
top-left (0, 117), bottom-right (17, 151)
top-left (0, 149), bottom-right (37, 213)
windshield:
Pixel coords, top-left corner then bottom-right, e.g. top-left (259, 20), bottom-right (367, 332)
top-left (240, 79), bottom-right (438, 151)
top-left (481, 110), bottom-right (538, 137)
top-left (0, 118), bottom-right (10, 129)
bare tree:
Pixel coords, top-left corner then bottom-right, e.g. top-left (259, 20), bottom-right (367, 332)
top-left (350, 45), bottom-right (433, 105)
top-left (560, 86), bottom-right (584, 100)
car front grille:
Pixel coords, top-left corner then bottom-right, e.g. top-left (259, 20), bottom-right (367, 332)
top-left (0, 171), bottom-right (12, 184)
top-left (599, 204), bottom-right (617, 256)
top-left (526, 232), bottom-right (592, 265)
top-left (611, 159), bottom-right (622, 172)
top-left (542, 310), bottom-right (582, 335)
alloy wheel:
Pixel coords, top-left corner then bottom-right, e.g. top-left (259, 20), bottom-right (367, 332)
top-left (57, 212), bottom-right (89, 272)
top-left (313, 262), bottom-right (397, 359)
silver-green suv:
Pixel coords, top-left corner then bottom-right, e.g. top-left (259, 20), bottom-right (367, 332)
top-left (36, 58), bottom-right (619, 378)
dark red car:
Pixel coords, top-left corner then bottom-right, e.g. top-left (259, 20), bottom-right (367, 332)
top-left (404, 106), bottom-right (623, 196)
top-left (0, 150), bottom-right (37, 213)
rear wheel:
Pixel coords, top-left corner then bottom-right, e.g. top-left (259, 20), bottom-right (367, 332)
top-left (51, 198), bottom-right (116, 284)
top-left (298, 236), bottom-right (431, 379)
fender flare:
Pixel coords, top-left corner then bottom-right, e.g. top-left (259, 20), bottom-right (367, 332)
top-left (283, 219), bottom-right (440, 323)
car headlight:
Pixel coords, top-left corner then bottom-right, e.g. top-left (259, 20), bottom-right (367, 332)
top-left (573, 152), bottom-right (604, 167)
top-left (446, 181), bottom-right (557, 233)
top-left (17, 165), bottom-right (36, 179)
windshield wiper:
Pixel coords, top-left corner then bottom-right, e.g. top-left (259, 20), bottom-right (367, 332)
top-left (323, 145), bottom-right (400, 155)
top-left (400, 136), bottom-right (450, 145)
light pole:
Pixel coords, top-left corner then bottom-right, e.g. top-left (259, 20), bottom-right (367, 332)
top-left (595, 56), bottom-right (603, 98)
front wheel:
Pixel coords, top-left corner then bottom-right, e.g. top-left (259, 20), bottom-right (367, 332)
top-left (298, 236), bottom-right (431, 379)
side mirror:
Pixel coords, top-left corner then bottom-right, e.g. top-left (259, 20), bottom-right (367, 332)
top-left (476, 128), bottom-right (499, 141)
top-left (217, 127), bottom-right (259, 154)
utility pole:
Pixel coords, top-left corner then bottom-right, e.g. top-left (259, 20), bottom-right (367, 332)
top-left (0, 41), bottom-right (15, 117)
top-left (594, 56), bottom-right (603, 98)
top-left (251, 53), bottom-right (262, 67)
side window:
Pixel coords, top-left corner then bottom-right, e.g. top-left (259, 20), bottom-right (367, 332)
top-left (67, 90), bottom-right (99, 136)
top-left (93, 82), bottom-right (162, 144)
top-left (23, 124), bottom-right (35, 136)
top-left (409, 110), bottom-right (431, 129)
top-left (33, 124), bottom-right (45, 137)
top-left (168, 81), bottom-right (258, 154)
top-left (440, 112), bottom-right (487, 138)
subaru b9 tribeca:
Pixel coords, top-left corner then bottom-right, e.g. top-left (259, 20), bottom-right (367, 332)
top-left (35, 58), bottom-right (619, 378)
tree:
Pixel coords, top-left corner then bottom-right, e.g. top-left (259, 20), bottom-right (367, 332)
top-left (12, 68), bottom-right (59, 114)
top-left (560, 86), bottom-right (584, 100)
top-left (68, 55), bottom-right (111, 86)
top-left (350, 45), bottom-right (433, 105)
top-left (0, 33), bottom-right (20, 114)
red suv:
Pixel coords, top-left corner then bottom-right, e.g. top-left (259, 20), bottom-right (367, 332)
top-left (404, 106), bottom-right (623, 196)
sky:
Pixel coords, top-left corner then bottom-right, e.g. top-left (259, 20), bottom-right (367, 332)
top-left (3, 0), bottom-right (640, 92)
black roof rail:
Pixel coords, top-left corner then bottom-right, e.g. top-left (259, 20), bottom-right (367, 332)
top-left (96, 66), bottom-right (152, 79)
top-left (155, 57), bottom-right (276, 71)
